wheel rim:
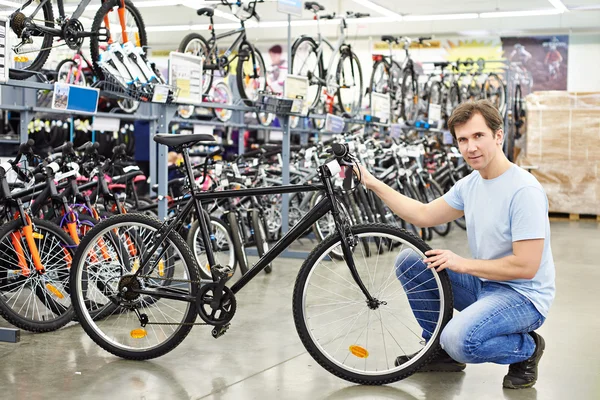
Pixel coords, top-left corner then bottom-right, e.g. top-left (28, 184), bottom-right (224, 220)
top-left (301, 232), bottom-right (446, 376)
top-left (0, 223), bottom-right (72, 323)
top-left (338, 55), bottom-right (362, 115)
top-left (292, 41), bottom-right (321, 108)
top-left (193, 221), bottom-right (235, 276)
top-left (239, 47), bottom-right (266, 101)
top-left (74, 221), bottom-right (193, 352)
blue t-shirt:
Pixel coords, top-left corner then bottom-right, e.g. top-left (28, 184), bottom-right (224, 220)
top-left (443, 164), bottom-right (555, 317)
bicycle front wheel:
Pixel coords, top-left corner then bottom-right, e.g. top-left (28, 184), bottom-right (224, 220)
top-left (336, 51), bottom-right (364, 117)
top-left (0, 218), bottom-right (75, 332)
top-left (293, 223), bottom-right (453, 384)
top-left (236, 44), bottom-right (267, 105)
top-left (70, 213), bottom-right (199, 360)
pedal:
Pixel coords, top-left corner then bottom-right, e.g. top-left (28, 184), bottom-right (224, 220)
top-left (213, 264), bottom-right (234, 281)
top-left (97, 27), bottom-right (109, 43)
top-left (211, 323), bottom-right (230, 339)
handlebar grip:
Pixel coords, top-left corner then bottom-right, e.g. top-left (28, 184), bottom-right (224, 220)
top-left (342, 166), bottom-right (353, 190)
top-left (419, 36), bottom-right (432, 41)
top-left (331, 143), bottom-right (348, 158)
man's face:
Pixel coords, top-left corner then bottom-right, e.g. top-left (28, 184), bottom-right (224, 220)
top-left (455, 113), bottom-right (503, 171)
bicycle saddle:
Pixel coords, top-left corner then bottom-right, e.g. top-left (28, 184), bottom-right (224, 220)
top-left (154, 134), bottom-right (217, 148)
top-left (305, 2), bottom-right (325, 12)
top-left (197, 7), bottom-right (214, 17)
top-left (381, 35), bottom-right (396, 43)
top-left (434, 61), bottom-right (450, 68)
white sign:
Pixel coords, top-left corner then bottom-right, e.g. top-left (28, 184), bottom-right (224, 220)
top-left (284, 74), bottom-right (309, 113)
top-left (193, 124), bottom-right (214, 136)
top-left (371, 92), bottom-right (391, 123)
top-left (152, 84), bottom-right (170, 103)
top-left (93, 116), bottom-right (120, 132)
top-left (169, 52), bottom-right (203, 105)
top-left (0, 18), bottom-right (9, 83)
top-left (278, 0), bottom-right (302, 17)
top-left (325, 114), bottom-right (345, 133)
top-left (428, 103), bottom-right (442, 124)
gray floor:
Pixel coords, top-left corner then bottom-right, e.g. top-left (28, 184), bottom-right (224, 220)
top-left (1, 221), bottom-right (599, 400)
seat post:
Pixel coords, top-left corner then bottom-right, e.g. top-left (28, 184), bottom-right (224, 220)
top-left (181, 147), bottom-right (198, 196)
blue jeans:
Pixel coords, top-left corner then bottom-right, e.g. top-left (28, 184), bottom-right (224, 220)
top-left (394, 249), bottom-right (545, 365)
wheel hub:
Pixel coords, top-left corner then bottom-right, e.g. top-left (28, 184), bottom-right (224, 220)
top-left (367, 298), bottom-right (387, 310)
top-left (118, 274), bottom-right (142, 302)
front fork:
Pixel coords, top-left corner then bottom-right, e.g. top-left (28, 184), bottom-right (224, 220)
top-left (322, 171), bottom-right (375, 303)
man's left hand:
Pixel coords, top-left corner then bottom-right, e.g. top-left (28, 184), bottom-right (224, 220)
top-left (424, 249), bottom-right (466, 273)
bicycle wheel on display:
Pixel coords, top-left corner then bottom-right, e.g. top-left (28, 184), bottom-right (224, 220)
top-left (368, 60), bottom-right (390, 112)
top-left (0, 218), bottom-right (75, 332)
top-left (251, 210), bottom-right (272, 274)
top-left (236, 44), bottom-right (267, 106)
top-left (293, 223), bottom-right (453, 385)
top-left (336, 50), bottom-right (364, 117)
top-left (90, 0), bottom-right (147, 78)
top-left (56, 59), bottom-right (88, 86)
top-left (427, 81), bottom-right (442, 119)
top-left (5, 0), bottom-right (54, 80)
top-left (178, 33), bottom-right (214, 95)
top-left (186, 217), bottom-right (236, 280)
top-left (401, 72), bottom-right (419, 124)
top-left (484, 73), bottom-right (506, 115)
top-left (212, 82), bottom-right (234, 122)
top-left (70, 213), bottom-right (200, 360)
top-left (290, 37), bottom-right (324, 109)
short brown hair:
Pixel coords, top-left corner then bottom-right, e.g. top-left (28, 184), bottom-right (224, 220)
top-left (447, 100), bottom-right (503, 139)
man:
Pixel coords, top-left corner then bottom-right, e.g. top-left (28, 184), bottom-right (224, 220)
top-left (509, 43), bottom-right (532, 65)
top-left (356, 100), bottom-right (555, 389)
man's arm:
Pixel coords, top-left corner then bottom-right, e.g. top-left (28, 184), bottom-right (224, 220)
top-left (367, 176), bottom-right (464, 228)
top-left (425, 239), bottom-right (544, 280)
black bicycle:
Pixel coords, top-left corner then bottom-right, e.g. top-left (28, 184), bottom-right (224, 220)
top-left (69, 134), bottom-right (453, 385)
top-left (178, 0), bottom-right (266, 103)
top-left (4, 0), bottom-right (146, 80)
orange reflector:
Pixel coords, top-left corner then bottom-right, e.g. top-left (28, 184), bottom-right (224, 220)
top-left (205, 263), bottom-right (211, 271)
top-left (130, 329), bottom-right (147, 339)
top-left (46, 284), bottom-right (64, 299)
top-left (158, 260), bottom-right (165, 277)
top-left (349, 345), bottom-right (369, 358)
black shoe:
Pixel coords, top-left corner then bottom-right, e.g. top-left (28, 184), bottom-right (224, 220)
top-left (395, 348), bottom-right (466, 372)
top-left (503, 331), bottom-right (546, 389)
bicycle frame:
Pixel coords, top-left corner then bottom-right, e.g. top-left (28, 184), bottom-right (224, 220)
top-left (131, 150), bottom-right (377, 304)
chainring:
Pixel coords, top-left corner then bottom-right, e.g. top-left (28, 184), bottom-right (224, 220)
top-left (196, 283), bottom-right (236, 325)
top-left (62, 18), bottom-right (84, 50)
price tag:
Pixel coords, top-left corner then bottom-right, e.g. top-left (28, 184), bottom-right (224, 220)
top-left (220, 178), bottom-right (229, 187)
top-left (371, 92), bottom-right (391, 123)
top-left (232, 164), bottom-right (241, 178)
top-left (245, 177), bottom-right (252, 186)
top-left (215, 164), bottom-right (223, 176)
top-left (253, 158), bottom-right (259, 166)
top-left (428, 103), bottom-right (442, 124)
top-left (152, 84), bottom-right (170, 103)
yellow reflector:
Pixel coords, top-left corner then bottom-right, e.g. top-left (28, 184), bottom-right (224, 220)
top-left (130, 329), bottom-right (147, 339)
top-left (132, 259), bottom-right (140, 273)
top-left (46, 284), bottom-right (64, 299)
top-left (33, 233), bottom-right (44, 239)
top-left (205, 263), bottom-right (211, 271)
top-left (349, 345), bottom-right (369, 358)
top-left (158, 260), bottom-right (165, 277)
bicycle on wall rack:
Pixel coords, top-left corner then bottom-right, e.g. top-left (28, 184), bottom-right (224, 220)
top-left (2, 0), bottom-right (147, 80)
top-left (178, 0), bottom-right (267, 105)
top-left (290, 2), bottom-right (369, 119)
top-left (69, 131), bottom-right (454, 385)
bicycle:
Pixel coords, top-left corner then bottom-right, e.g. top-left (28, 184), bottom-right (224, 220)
top-left (3, 0), bottom-right (146, 80)
top-left (178, 0), bottom-right (266, 105)
top-left (70, 132), bottom-right (453, 385)
top-left (290, 2), bottom-right (369, 118)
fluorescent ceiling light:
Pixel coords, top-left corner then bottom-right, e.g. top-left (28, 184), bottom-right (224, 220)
top-left (404, 13), bottom-right (478, 21)
top-left (351, 0), bottom-right (402, 20)
top-left (0, 1), bottom-right (19, 7)
top-left (480, 9), bottom-right (562, 18)
top-left (136, 0), bottom-right (185, 7)
top-left (547, 0), bottom-right (568, 12)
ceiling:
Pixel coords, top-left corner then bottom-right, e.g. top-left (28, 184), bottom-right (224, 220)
top-left (2, 0), bottom-right (600, 48)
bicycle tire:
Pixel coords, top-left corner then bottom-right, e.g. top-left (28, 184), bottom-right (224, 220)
top-left (401, 71), bottom-right (419, 124)
top-left (251, 210), bottom-right (272, 274)
top-left (293, 223), bottom-right (453, 385)
top-left (368, 60), bottom-right (389, 111)
top-left (187, 216), bottom-right (236, 280)
top-left (70, 213), bottom-right (199, 360)
top-left (90, 0), bottom-right (148, 78)
top-left (227, 212), bottom-right (249, 275)
top-left (8, 1), bottom-right (54, 80)
top-left (290, 36), bottom-right (324, 109)
top-left (236, 44), bottom-right (267, 106)
top-left (336, 50), bottom-right (364, 117)
top-left (178, 33), bottom-right (214, 95)
top-left (0, 218), bottom-right (75, 332)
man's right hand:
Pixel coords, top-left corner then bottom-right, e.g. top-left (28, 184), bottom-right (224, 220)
top-left (353, 164), bottom-right (377, 190)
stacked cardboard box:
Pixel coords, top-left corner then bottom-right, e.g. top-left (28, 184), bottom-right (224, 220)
top-left (519, 91), bottom-right (600, 215)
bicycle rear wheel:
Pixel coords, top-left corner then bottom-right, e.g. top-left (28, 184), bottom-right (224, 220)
top-left (336, 51), bottom-right (363, 117)
top-left (5, 0), bottom-right (54, 80)
top-left (70, 213), bottom-right (199, 360)
top-left (178, 33), bottom-right (214, 95)
top-left (0, 218), bottom-right (75, 332)
top-left (290, 37), bottom-right (324, 109)
top-left (236, 44), bottom-right (267, 105)
top-left (293, 223), bottom-right (452, 384)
